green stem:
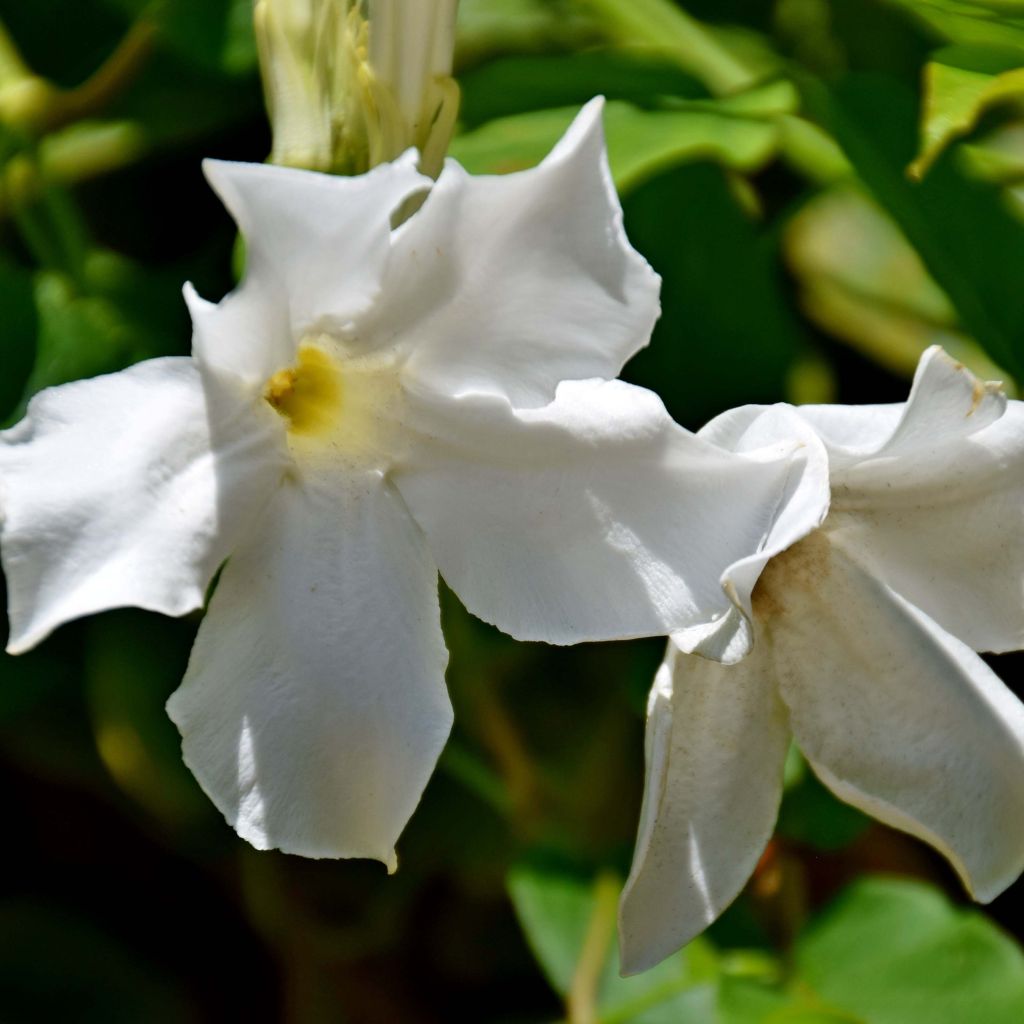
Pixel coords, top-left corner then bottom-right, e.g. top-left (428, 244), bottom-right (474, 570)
top-left (566, 872), bottom-right (619, 1024)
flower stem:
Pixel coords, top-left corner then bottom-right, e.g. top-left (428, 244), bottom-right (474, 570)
top-left (566, 872), bottom-right (619, 1024)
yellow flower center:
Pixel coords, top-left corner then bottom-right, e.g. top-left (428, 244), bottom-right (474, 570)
top-left (262, 337), bottom-right (403, 468)
top-left (264, 343), bottom-right (342, 438)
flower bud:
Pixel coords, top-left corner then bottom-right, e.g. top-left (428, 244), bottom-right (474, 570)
top-left (254, 0), bottom-right (459, 177)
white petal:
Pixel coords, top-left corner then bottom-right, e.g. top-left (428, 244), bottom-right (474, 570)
top-left (194, 155), bottom-right (429, 382)
top-left (166, 471), bottom-right (452, 866)
top-left (769, 536), bottom-right (1024, 902)
top-left (0, 358), bottom-right (284, 654)
top-left (795, 346), bottom-right (1005, 474)
top-left (806, 350), bottom-right (1024, 652)
top-left (395, 379), bottom-right (795, 644)
top-left (618, 639), bottom-right (789, 975)
top-left (368, 98), bottom-right (660, 408)
top-left (683, 404), bottom-right (831, 662)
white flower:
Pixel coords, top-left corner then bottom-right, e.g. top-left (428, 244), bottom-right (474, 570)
top-left (619, 346), bottom-right (1024, 974)
top-left (0, 100), bottom-right (796, 866)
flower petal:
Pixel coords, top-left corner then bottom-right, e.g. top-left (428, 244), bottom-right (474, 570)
top-left (166, 471), bottom-right (452, 866)
top-left (195, 155), bottom-right (429, 382)
top-left (369, 98), bottom-right (660, 408)
top-left (803, 349), bottom-right (1024, 652)
top-left (0, 357), bottom-right (284, 654)
top-left (683, 403), bottom-right (830, 662)
top-left (769, 536), bottom-right (1024, 902)
top-left (395, 379), bottom-right (795, 644)
top-left (618, 639), bottom-right (789, 975)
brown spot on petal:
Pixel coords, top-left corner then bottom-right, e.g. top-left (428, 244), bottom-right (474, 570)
top-left (752, 530), bottom-right (833, 623)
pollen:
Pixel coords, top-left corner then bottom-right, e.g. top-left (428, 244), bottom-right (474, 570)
top-left (263, 343), bottom-right (343, 437)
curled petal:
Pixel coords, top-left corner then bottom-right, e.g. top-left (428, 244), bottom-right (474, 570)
top-left (0, 358), bottom-right (283, 653)
top-left (195, 155), bottom-right (429, 382)
top-left (396, 379), bottom-right (797, 645)
top-left (769, 537), bottom-right (1024, 902)
top-left (167, 471), bottom-right (452, 866)
top-left (371, 98), bottom-right (661, 408)
top-left (802, 349), bottom-right (1024, 652)
top-left (619, 639), bottom-right (789, 975)
top-left (685, 403), bottom-right (831, 662)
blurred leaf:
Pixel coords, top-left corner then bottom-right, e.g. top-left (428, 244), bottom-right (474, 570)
top-left (888, 0), bottom-right (1024, 53)
top-left (784, 183), bottom-right (1010, 383)
top-left (623, 163), bottom-right (806, 430)
top-left (583, 0), bottom-right (768, 94)
top-left (86, 612), bottom-right (209, 833)
top-left (912, 43), bottom-right (1024, 177)
top-left (455, 0), bottom-right (599, 67)
top-left (777, 762), bottom-right (870, 852)
top-left (804, 72), bottom-right (1024, 382)
top-left (458, 49), bottom-right (707, 128)
top-left (507, 864), bottom-right (722, 1023)
top-left (0, 903), bottom-right (190, 1022)
top-left (795, 877), bottom-right (1024, 1023)
top-left (0, 259), bottom-right (37, 418)
top-left (101, 0), bottom-right (257, 74)
top-left (9, 251), bottom-right (180, 420)
top-left (451, 98), bottom-right (780, 192)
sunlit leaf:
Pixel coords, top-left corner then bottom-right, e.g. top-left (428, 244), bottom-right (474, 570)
top-left (795, 877), bottom-right (1024, 1024)
top-left (804, 72), bottom-right (1024, 382)
top-left (784, 183), bottom-right (1010, 383)
top-left (507, 863), bottom-right (721, 1023)
top-left (451, 99), bottom-right (779, 192)
top-left (912, 43), bottom-right (1024, 178)
top-left (888, 0), bottom-right (1024, 53)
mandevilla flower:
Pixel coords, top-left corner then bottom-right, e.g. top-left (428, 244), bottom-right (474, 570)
top-left (619, 347), bottom-right (1024, 974)
top-left (0, 100), bottom-right (799, 867)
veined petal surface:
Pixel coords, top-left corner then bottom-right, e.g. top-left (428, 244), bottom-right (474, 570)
top-left (167, 470), bottom-right (452, 867)
top-left (618, 640), bottom-right (789, 975)
top-left (195, 155), bottom-right (429, 382)
top-left (766, 535), bottom-right (1024, 903)
top-left (369, 98), bottom-right (660, 408)
top-left (0, 357), bottom-right (284, 654)
top-left (396, 379), bottom-right (795, 645)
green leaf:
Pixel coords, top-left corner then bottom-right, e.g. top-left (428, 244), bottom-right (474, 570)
top-left (912, 43), bottom-right (1024, 177)
top-left (795, 877), bottom-right (1024, 1024)
top-left (783, 183), bottom-right (1010, 384)
top-left (803, 72), bottom-right (1024, 382)
top-left (507, 864), bottom-right (721, 1023)
top-left (85, 612), bottom-right (211, 834)
top-left (455, 0), bottom-right (600, 67)
top-left (101, 0), bottom-right (257, 74)
top-left (623, 162), bottom-right (806, 429)
top-left (776, 760), bottom-right (870, 852)
top-left (450, 98), bottom-right (780, 193)
top-left (888, 0), bottom-right (1024, 53)
top-left (458, 49), bottom-right (707, 129)
top-left (0, 258), bottom-right (37, 419)
top-left (8, 252), bottom-right (183, 421)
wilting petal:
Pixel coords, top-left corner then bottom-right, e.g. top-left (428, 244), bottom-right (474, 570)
top-left (618, 639), bottom-right (789, 975)
top-left (769, 536), bottom-right (1024, 902)
top-left (167, 470), bottom-right (452, 866)
top-left (682, 403), bottom-right (830, 662)
top-left (195, 155), bottom-right (428, 382)
top-left (0, 357), bottom-right (284, 654)
top-left (397, 379), bottom-right (796, 644)
top-left (803, 350), bottom-right (1024, 652)
top-left (370, 98), bottom-right (660, 408)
